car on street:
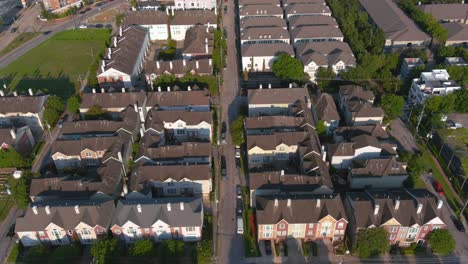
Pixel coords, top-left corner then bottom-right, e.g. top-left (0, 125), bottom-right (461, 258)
top-left (235, 146), bottom-right (240, 158)
top-left (79, 24), bottom-right (87, 29)
top-left (264, 241), bottom-right (272, 255)
top-left (221, 122), bottom-right (227, 144)
top-left (237, 216), bottom-right (244, 235)
top-left (451, 216), bottom-right (465, 232)
top-left (95, 24), bottom-right (104, 28)
top-left (105, 24), bottom-right (113, 28)
top-left (433, 180), bottom-right (444, 196)
top-left (10, 27), bottom-right (18, 33)
top-left (236, 185), bottom-right (242, 199)
top-left (221, 156), bottom-right (226, 178)
top-left (237, 199), bottom-right (242, 214)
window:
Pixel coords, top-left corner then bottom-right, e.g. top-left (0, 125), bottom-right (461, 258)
top-left (177, 129), bottom-right (185, 134)
top-left (167, 188), bottom-right (177, 194)
top-left (168, 182), bottom-right (175, 187)
top-left (424, 226), bottom-right (428, 230)
top-left (279, 147), bottom-right (285, 151)
top-left (337, 222), bottom-right (344, 229)
top-left (186, 227), bottom-right (195, 232)
top-left (321, 222), bottom-right (332, 237)
top-left (82, 229), bottom-right (90, 235)
top-left (389, 234), bottom-right (395, 240)
top-left (309, 224), bottom-right (314, 228)
top-left (433, 226), bottom-right (441, 230)
top-left (279, 223), bottom-right (285, 229)
top-left (390, 227), bottom-right (398, 233)
top-left (263, 232), bottom-right (272, 238)
top-left (114, 229), bottom-right (121, 235)
top-left (85, 152), bottom-right (91, 157)
top-left (264, 225), bottom-right (273, 230)
top-left (308, 230), bottom-right (313, 236)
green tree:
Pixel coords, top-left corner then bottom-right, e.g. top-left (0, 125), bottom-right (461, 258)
top-left (27, 244), bottom-right (49, 262)
top-left (427, 229), bottom-right (455, 255)
top-left (381, 94), bottom-right (405, 121)
top-left (67, 95), bottom-right (81, 114)
top-left (129, 240), bottom-right (154, 257)
top-left (353, 227), bottom-right (390, 258)
top-left (50, 244), bottom-right (81, 264)
top-left (85, 105), bottom-right (110, 120)
top-left (130, 0), bottom-right (138, 8)
top-left (0, 17), bottom-right (4, 26)
top-left (453, 89), bottom-right (468, 112)
top-left (47, 95), bottom-right (66, 112)
top-left (91, 238), bottom-right (122, 264)
top-left (230, 116), bottom-right (245, 146)
top-left (316, 67), bottom-right (336, 92)
top-left (315, 120), bottom-right (327, 136)
top-left (9, 176), bottom-right (30, 209)
top-left (43, 95), bottom-right (65, 126)
top-left (272, 53), bottom-right (306, 83)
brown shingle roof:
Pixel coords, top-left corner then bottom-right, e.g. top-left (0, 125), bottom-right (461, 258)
top-left (249, 170), bottom-right (332, 190)
top-left (346, 101), bottom-right (384, 119)
top-left (247, 131), bottom-right (308, 150)
top-left (240, 16), bottom-right (287, 30)
top-left (146, 90), bottom-right (210, 108)
top-left (328, 135), bottom-right (397, 157)
top-left (291, 25), bottom-right (343, 39)
top-left (418, 4), bottom-right (468, 22)
top-left (339, 85), bottom-right (375, 102)
top-left (183, 26), bottom-right (214, 55)
top-left (124, 10), bottom-right (168, 25)
top-left (15, 200), bottom-right (115, 232)
top-left (239, 0), bottom-right (280, 6)
top-left (80, 91), bottom-right (146, 110)
top-left (241, 43), bottom-right (294, 57)
top-left (0, 128), bottom-right (14, 146)
top-left (130, 164), bottom-right (210, 191)
top-left (335, 125), bottom-right (389, 141)
top-left (244, 116), bottom-right (307, 130)
top-left (359, 0), bottom-right (430, 43)
top-left (256, 193), bottom-right (346, 224)
top-left (241, 26), bottom-right (290, 41)
top-left (240, 4), bottom-right (284, 17)
top-left (145, 109), bottom-right (212, 132)
top-left (351, 157), bottom-right (407, 177)
top-left (137, 142), bottom-right (211, 161)
top-left (0, 95), bottom-right (48, 114)
top-left (314, 93), bottom-right (340, 123)
top-left (51, 137), bottom-right (119, 156)
top-left (285, 3), bottom-right (331, 15)
top-left (297, 41), bottom-right (355, 66)
top-left (443, 22), bottom-right (468, 42)
top-left (283, 0), bottom-right (325, 6)
top-left (146, 59), bottom-right (213, 76)
top-left (288, 15), bottom-right (338, 28)
top-left (248, 87), bottom-right (310, 105)
top-left (103, 26), bottom-right (149, 74)
top-left (171, 10), bottom-right (216, 25)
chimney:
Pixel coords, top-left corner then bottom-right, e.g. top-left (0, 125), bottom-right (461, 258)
top-left (374, 204), bottom-right (380, 215)
top-left (158, 86), bottom-right (162, 92)
top-left (121, 87), bottom-right (126, 93)
top-left (13, 91), bottom-right (18, 96)
top-left (28, 88), bottom-right (34, 96)
top-left (209, 59), bottom-right (212, 66)
top-left (169, 61), bottom-right (173, 70)
top-left (259, 84), bottom-right (263, 89)
top-left (281, 170), bottom-right (284, 176)
top-left (32, 206), bottom-right (38, 215)
top-left (289, 83), bottom-right (292, 88)
top-left (167, 203), bottom-right (171, 211)
top-left (119, 26), bottom-right (123, 37)
top-left (268, 83), bottom-right (271, 89)
top-left (113, 37), bottom-right (118, 47)
top-left (45, 205), bottom-right (51, 215)
top-left (134, 103), bottom-right (138, 112)
top-left (2, 83), bottom-right (6, 89)
top-left (123, 184), bottom-right (128, 194)
top-left (108, 47), bottom-right (112, 59)
top-left (117, 151), bottom-right (123, 162)
top-left (287, 199), bottom-right (291, 207)
top-left (206, 27), bottom-right (209, 33)
top-left (187, 86), bottom-right (191, 91)
top-left (156, 60), bottom-right (160, 69)
top-left (10, 129), bottom-right (16, 140)
top-left (137, 204), bottom-right (142, 213)
top-left (316, 199), bottom-right (321, 208)
top-left (92, 88), bottom-right (96, 93)
top-left (0, 90), bottom-right (4, 97)
top-left (166, 7), bottom-right (169, 15)
top-left (171, 8), bottom-right (174, 16)
top-left (395, 200), bottom-right (400, 210)
top-left (196, 60), bottom-right (199, 69)
top-left (101, 88), bottom-right (105, 93)
top-left (417, 203), bottom-right (423, 214)
top-left (183, 59), bottom-right (186, 67)
top-left (101, 64), bottom-right (105, 73)
top-left (140, 128), bottom-right (144, 137)
top-left (437, 199), bottom-right (443, 209)
top-left (180, 202), bottom-right (184, 210)
top-left (74, 205), bottom-right (80, 214)
top-left (274, 199), bottom-right (278, 206)
top-left (205, 43), bottom-right (209, 53)
top-left (167, 86), bottom-right (171, 91)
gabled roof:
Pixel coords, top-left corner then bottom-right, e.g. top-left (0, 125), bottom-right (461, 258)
top-left (345, 100), bottom-right (384, 119)
top-left (249, 169), bottom-right (332, 190)
top-left (146, 59), bottom-right (212, 76)
top-left (124, 10), bottom-right (168, 25)
top-left (240, 4), bottom-right (284, 17)
top-left (241, 26), bottom-right (290, 41)
top-left (130, 164), bottom-right (210, 191)
top-left (339, 85), bottom-right (375, 102)
top-left (239, 0), bottom-right (280, 6)
top-left (112, 197), bottom-right (203, 227)
top-left (171, 10), bottom-right (216, 25)
top-left (0, 94), bottom-right (48, 114)
top-left (136, 142), bottom-right (211, 162)
top-left (51, 137), bottom-right (120, 156)
top-left (145, 109), bottom-right (212, 132)
top-left (418, 4), bottom-right (468, 21)
top-left (245, 116), bottom-right (308, 130)
top-left (0, 128), bottom-right (14, 146)
top-left (291, 26), bottom-right (343, 39)
top-left (80, 91), bottom-right (146, 110)
top-left (240, 16), bottom-right (287, 30)
top-left (285, 3), bottom-right (331, 15)
top-left (328, 135), bottom-right (397, 157)
top-left (351, 157), bottom-right (407, 178)
top-left (334, 124), bottom-right (389, 141)
top-left (247, 131), bottom-right (308, 150)
top-left (256, 193), bottom-right (346, 224)
top-left (297, 41), bottom-right (355, 66)
top-left (288, 15), bottom-right (338, 28)
top-left (15, 199), bottom-right (115, 232)
top-left (146, 90), bottom-right (210, 108)
top-left (248, 87), bottom-right (310, 105)
top-left (314, 93), bottom-right (340, 123)
top-left (183, 26), bottom-right (214, 55)
top-left (241, 43), bottom-right (294, 57)
top-left (283, 0), bottom-right (325, 6)
top-left (443, 22), bottom-right (468, 42)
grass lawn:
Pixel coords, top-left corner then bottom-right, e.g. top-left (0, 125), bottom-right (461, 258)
top-left (0, 29), bottom-right (110, 99)
top-left (0, 198), bottom-right (15, 223)
top-left (0, 32), bottom-right (41, 57)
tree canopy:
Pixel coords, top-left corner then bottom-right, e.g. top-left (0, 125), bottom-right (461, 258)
top-left (50, 244), bottom-right (81, 264)
top-left (85, 105), bottom-right (110, 120)
top-left (381, 94), bottom-right (405, 121)
top-left (353, 227), bottom-right (390, 258)
top-left (129, 239), bottom-right (154, 257)
top-left (315, 120), bottom-right (328, 136)
top-left (272, 53), bottom-right (306, 83)
top-left (67, 95), bottom-right (81, 114)
top-left (8, 176), bottom-right (30, 209)
top-left (91, 238), bottom-right (122, 264)
top-left (230, 116), bottom-right (245, 146)
top-left (427, 229), bottom-right (455, 255)
top-left (43, 95), bottom-right (65, 126)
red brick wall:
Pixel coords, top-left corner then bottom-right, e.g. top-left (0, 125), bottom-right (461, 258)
top-left (304, 223), bottom-right (317, 240)
top-left (276, 220), bottom-right (288, 239)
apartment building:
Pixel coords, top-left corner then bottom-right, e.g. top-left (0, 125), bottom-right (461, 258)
top-left (0, 93), bottom-right (48, 135)
top-left (409, 69), bottom-right (461, 104)
top-left (124, 10), bottom-right (169, 40)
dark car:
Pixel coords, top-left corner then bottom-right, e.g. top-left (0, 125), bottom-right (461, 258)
top-left (264, 240), bottom-right (272, 255)
top-left (10, 27), bottom-right (18, 33)
top-left (221, 122), bottom-right (227, 144)
top-left (6, 224), bottom-right (15, 238)
top-left (221, 156), bottom-right (226, 178)
top-left (452, 217), bottom-right (465, 232)
top-left (236, 185), bottom-right (242, 199)
top-left (95, 24), bottom-right (104, 28)
top-left (224, 27), bottom-right (228, 38)
top-left (105, 24), bottom-right (113, 28)
top-left (237, 199), bottom-right (242, 214)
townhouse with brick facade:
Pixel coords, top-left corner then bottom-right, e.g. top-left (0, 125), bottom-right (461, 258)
top-left (256, 194), bottom-right (348, 243)
top-left (15, 200), bottom-right (114, 247)
top-left (111, 197), bottom-right (203, 243)
top-left (345, 189), bottom-right (446, 247)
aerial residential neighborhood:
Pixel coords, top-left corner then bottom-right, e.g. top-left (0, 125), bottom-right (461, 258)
top-left (0, 0), bottom-right (467, 263)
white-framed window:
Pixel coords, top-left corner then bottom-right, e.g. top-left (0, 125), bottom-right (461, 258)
top-left (337, 222), bottom-right (344, 229)
top-left (263, 232), bottom-right (272, 238)
top-left (186, 227), bottom-right (195, 232)
top-left (424, 226), bottom-right (428, 230)
top-left (114, 229), bottom-right (121, 235)
top-left (82, 229), bottom-right (90, 235)
top-left (433, 226), bottom-right (441, 230)
top-left (279, 147), bottom-right (285, 151)
top-left (308, 230), bottom-right (313, 236)
top-left (309, 223), bottom-right (314, 228)
top-left (264, 225), bottom-right (273, 230)
top-left (279, 223), bottom-right (285, 229)
top-left (167, 188), bottom-right (177, 194)
top-left (85, 152), bottom-right (91, 157)
top-left (390, 227), bottom-right (398, 232)
top-left (389, 234), bottom-right (395, 240)
top-left (321, 221), bottom-right (332, 236)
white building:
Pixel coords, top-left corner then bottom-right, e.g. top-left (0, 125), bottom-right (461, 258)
top-left (241, 43), bottom-right (294, 71)
top-left (409, 69), bottom-right (461, 104)
top-left (170, 10), bottom-right (217, 41)
top-left (124, 10), bottom-right (169, 40)
top-left (173, 0), bottom-right (216, 10)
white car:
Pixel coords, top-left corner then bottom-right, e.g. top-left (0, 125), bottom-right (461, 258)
top-left (235, 146), bottom-right (240, 158)
top-left (79, 24), bottom-right (87, 29)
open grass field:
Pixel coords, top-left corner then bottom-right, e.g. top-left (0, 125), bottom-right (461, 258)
top-left (0, 29), bottom-right (110, 99)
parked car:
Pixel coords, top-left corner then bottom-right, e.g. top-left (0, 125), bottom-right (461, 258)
top-left (452, 216), bottom-right (465, 232)
top-left (264, 241), bottom-right (272, 255)
top-left (237, 216), bottom-right (244, 235)
top-left (221, 156), bottom-right (226, 178)
top-left (433, 180), bottom-right (444, 196)
top-left (10, 27), bottom-right (18, 33)
top-left (237, 199), bottom-right (242, 214)
top-left (235, 146), bottom-right (240, 158)
top-left (221, 122), bottom-right (227, 144)
top-left (79, 24), bottom-right (87, 29)
top-left (236, 185), bottom-right (242, 199)
top-left (95, 24), bottom-right (104, 28)
top-left (6, 224), bottom-right (15, 238)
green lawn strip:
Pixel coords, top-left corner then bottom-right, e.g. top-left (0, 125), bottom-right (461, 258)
top-left (0, 29), bottom-right (110, 99)
top-left (7, 243), bottom-right (20, 263)
top-left (0, 199), bottom-right (15, 223)
top-left (0, 32), bottom-right (41, 57)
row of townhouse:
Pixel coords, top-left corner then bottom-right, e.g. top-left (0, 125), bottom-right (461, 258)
top-left (16, 197), bottom-right (204, 246)
top-left (239, 0), bottom-right (356, 81)
top-left (136, 0), bottom-right (217, 12)
top-left (16, 88), bottom-right (215, 246)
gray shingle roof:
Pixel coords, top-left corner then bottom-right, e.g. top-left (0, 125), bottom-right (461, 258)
top-left (51, 137), bottom-right (120, 156)
top-left (145, 109), bottom-right (212, 132)
top-left (291, 25), bottom-right (343, 39)
top-left (146, 59), bottom-right (213, 76)
top-left (80, 91), bottom-right (146, 110)
top-left (297, 41), bottom-right (355, 66)
top-left (314, 93), bottom-right (340, 123)
top-left (351, 157), bottom-right (407, 178)
top-left (248, 87), bottom-right (310, 105)
top-left (240, 4), bottom-right (284, 17)
top-left (240, 16), bottom-right (287, 30)
top-left (247, 131), bottom-right (308, 150)
top-left (183, 26), bottom-right (214, 55)
top-left (171, 10), bottom-right (216, 25)
top-left (288, 15), bottom-right (338, 28)
top-left (443, 22), bottom-right (468, 42)
top-left (418, 4), bottom-right (468, 21)
top-left (241, 26), bottom-right (290, 41)
top-left (146, 90), bottom-right (210, 108)
top-left (124, 10), bottom-right (168, 25)
top-left (0, 95), bottom-right (48, 114)
top-left (244, 116), bottom-right (307, 130)
top-left (285, 3), bottom-right (331, 15)
top-left (241, 43), bottom-right (294, 57)
top-left (136, 142), bottom-right (211, 162)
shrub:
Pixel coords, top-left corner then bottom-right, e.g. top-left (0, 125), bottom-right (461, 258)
top-left (427, 229), bottom-right (455, 255)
